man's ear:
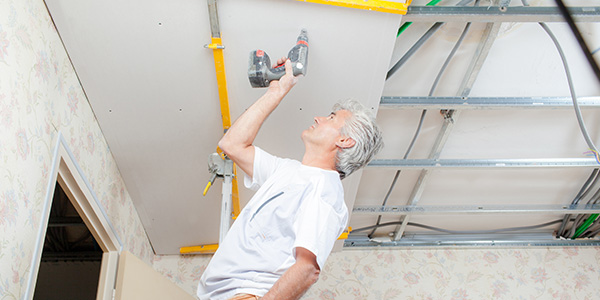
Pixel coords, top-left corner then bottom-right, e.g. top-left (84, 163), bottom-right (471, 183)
top-left (336, 136), bottom-right (356, 149)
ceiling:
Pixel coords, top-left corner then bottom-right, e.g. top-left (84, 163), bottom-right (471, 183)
top-left (45, 0), bottom-right (600, 254)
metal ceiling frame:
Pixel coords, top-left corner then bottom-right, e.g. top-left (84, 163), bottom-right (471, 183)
top-left (388, 20), bottom-right (504, 242)
top-left (368, 158), bottom-right (599, 169)
top-left (345, 233), bottom-right (600, 248)
top-left (380, 96), bottom-right (600, 109)
top-left (403, 5), bottom-right (600, 22)
top-left (353, 204), bottom-right (600, 215)
top-left (347, 2), bottom-right (600, 248)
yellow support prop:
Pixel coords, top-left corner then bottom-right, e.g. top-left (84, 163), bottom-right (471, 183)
top-left (337, 227), bottom-right (352, 240)
top-left (210, 37), bottom-right (240, 219)
top-left (180, 244), bottom-right (219, 254)
top-left (231, 168), bottom-right (240, 218)
top-left (211, 37), bottom-right (232, 131)
top-left (295, 0), bottom-right (412, 15)
top-left (203, 181), bottom-right (212, 196)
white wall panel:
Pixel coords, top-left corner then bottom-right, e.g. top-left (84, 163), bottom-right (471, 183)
top-left (46, 0), bottom-right (402, 253)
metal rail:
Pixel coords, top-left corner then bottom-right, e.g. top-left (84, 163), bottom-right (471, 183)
top-left (344, 234), bottom-right (600, 248)
top-left (353, 204), bottom-right (600, 215)
top-left (392, 21), bottom-right (503, 241)
top-left (368, 158), bottom-right (599, 169)
top-left (380, 96), bottom-right (600, 110)
top-left (403, 6), bottom-right (600, 22)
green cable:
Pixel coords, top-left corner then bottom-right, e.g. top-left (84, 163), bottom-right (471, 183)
top-left (397, 0), bottom-right (443, 37)
top-left (573, 213), bottom-right (599, 238)
top-left (397, 22), bottom-right (413, 37)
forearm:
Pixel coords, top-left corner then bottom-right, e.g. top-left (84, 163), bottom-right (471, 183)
top-left (261, 261), bottom-right (319, 300)
top-left (218, 59), bottom-right (297, 167)
top-left (218, 90), bottom-right (284, 152)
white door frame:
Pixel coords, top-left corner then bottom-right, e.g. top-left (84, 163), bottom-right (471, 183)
top-left (25, 132), bottom-right (123, 300)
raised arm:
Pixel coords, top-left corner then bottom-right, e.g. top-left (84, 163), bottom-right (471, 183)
top-left (218, 59), bottom-right (298, 178)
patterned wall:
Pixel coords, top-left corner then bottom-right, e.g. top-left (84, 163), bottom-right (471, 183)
top-left (154, 247), bottom-right (600, 299)
top-left (3, 1), bottom-right (600, 299)
top-left (0, 0), bottom-right (153, 298)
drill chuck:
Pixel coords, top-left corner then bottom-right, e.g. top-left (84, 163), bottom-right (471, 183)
top-left (248, 29), bottom-right (309, 88)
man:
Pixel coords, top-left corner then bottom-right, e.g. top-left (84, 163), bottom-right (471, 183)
top-left (198, 58), bottom-right (383, 300)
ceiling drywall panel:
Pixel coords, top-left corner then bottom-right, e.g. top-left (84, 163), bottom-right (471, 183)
top-left (216, 0), bottom-right (402, 160)
top-left (46, 0), bottom-right (402, 254)
top-left (46, 0), bottom-right (225, 252)
top-left (46, 0), bottom-right (600, 251)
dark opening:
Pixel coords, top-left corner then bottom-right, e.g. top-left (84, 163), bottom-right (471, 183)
top-left (34, 181), bottom-right (104, 300)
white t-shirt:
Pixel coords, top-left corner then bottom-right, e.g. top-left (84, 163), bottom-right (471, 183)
top-left (197, 147), bottom-right (348, 300)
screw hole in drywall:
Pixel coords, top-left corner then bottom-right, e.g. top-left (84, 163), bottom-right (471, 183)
top-left (158, 22), bottom-right (162, 26)
top-left (179, 108), bottom-right (183, 112)
top-left (299, 107), bottom-right (302, 111)
top-left (108, 109), bottom-right (112, 113)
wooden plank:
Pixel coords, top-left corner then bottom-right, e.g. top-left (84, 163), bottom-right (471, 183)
top-left (115, 251), bottom-right (195, 300)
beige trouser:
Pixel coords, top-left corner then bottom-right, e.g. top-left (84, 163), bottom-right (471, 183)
top-left (228, 294), bottom-right (260, 300)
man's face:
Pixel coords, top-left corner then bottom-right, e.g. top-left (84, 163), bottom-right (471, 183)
top-left (301, 109), bottom-right (353, 149)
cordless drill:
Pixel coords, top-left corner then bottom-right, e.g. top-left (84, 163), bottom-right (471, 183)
top-left (248, 29), bottom-right (309, 88)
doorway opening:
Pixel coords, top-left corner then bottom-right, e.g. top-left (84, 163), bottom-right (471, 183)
top-left (33, 181), bottom-right (103, 300)
top-left (26, 136), bottom-right (122, 300)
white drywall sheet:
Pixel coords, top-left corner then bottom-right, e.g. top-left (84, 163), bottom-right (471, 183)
top-left (45, 0), bottom-right (402, 253)
top-left (115, 251), bottom-right (195, 299)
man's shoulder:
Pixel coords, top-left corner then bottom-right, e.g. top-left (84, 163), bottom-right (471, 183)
top-left (301, 169), bottom-right (344, 208)
top-left (257, 147), bottom-right (300, 166)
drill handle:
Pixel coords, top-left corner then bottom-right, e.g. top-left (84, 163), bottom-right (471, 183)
top-left (248, 29), bottom-right (309, 88)
top-left (266, 42), bottom-right (308, 79)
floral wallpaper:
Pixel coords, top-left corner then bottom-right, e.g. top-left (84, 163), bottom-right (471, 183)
top-left (306, 247), bottom-right (600, 299)
top-left (0, 0), bottom-right (153, 298)
top-left (153, 254), bottom-right (212, 294)
top-left (3, 1), bottom-right (600, 300)
top-left (154, 247), bottom-right (600, 299)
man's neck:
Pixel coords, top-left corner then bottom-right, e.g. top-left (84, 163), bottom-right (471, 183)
top-left (301, 148), bottom-right (337, 171)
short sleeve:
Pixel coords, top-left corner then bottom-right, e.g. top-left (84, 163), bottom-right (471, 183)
top-left (244, 147), bottom-right (285, 191)
top-left (292, 195), bottom-right (348, 269)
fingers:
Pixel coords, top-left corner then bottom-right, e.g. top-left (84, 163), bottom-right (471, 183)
top-left (284, 59), bottom-right (293, 76)
top-left (273, 57), bottom-right (287, 68)
top-left (266, 58), bottom-right (298, 98)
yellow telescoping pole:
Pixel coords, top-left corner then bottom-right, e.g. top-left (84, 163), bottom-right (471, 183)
top-left (180, 244), bottom-right (219, 254)
top-left (206, 0), bottom-right (240, 219)
top-left (182, 0), bottom-right (239, 255)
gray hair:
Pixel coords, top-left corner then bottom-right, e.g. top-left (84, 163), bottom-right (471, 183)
top-left (333, 99), bottom-right (383, 179)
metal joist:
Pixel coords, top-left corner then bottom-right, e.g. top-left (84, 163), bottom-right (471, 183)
top-left (380, 96), bottom-right (600, 110)
top-left (392, 21), bottom-right (503, 241)
top-left (353, 204), bottom-right (600, 215)
top-left (344, 234), bottom-right (600, 248)
top-left (368, 158), bottom-right (599, 169)
top-left (403, 6), bottom-right (600, 23)
top-left (458, 21), bottom-right (502, 97)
